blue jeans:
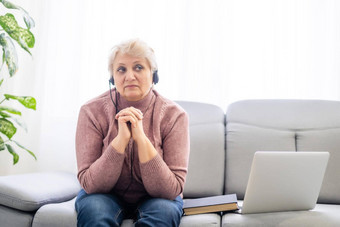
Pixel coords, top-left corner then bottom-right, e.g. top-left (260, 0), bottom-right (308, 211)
top-left (75, 189), bottom-right (183, 227)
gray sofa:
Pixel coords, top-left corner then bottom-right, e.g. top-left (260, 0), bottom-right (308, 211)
top-left (1, 99), bottom-right (340, 226)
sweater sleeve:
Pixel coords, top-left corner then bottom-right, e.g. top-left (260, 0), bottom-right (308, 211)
top-left (76, 105), bottom-right (125, 194)
top-left (139, 109), bottom-right (190, 200)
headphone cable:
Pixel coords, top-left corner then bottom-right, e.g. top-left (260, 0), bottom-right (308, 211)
top-left (109, 80), bottom-right (118, 115)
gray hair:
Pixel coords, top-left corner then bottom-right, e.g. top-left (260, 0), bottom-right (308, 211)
top-left (108, 39), bottom-right (158, 76)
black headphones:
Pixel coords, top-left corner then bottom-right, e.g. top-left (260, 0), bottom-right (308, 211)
top-left (109, 70), bottom-right (159, 85)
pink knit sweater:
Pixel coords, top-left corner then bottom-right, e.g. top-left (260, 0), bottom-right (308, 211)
top-left (75, 89), bottom-right (190, 203)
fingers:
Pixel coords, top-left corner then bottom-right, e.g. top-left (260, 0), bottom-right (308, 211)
top-left (117, 115), bottom-right (137, 127)
top-left (116, 118), bottom-right (131, 141)
top-left (116, 107), bottom-right (143, 120)
top-left (116, 107), bottom-right (143, 127)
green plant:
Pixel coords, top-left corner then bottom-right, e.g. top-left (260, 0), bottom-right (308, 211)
top-left (0, 0), bottom-right (36, 164)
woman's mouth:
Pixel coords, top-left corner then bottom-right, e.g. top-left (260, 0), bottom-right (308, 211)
top-left (125, 85), bottom-right (138, 89)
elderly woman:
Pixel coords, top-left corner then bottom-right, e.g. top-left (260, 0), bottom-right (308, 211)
top-left (75, 39), bottom-right (190, 227)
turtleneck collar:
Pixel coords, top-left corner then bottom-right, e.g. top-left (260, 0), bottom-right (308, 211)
top-left (116, 88), bottom-right (155, 114)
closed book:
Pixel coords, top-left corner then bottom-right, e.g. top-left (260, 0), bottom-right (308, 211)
top-left (183, 194), bottom-right (238, 215)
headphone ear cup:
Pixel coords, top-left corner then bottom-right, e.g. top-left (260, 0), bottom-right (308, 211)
top-left (109, 76), bottom-right (115, 85)
top-left (153, 70), bottom-right (159, 84)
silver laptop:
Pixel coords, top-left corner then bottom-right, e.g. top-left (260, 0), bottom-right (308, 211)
top-left (239, 151), bottom-right (329, 214)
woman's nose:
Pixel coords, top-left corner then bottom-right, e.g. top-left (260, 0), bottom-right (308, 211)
top-left (125, 70), bottom-right (136, 80)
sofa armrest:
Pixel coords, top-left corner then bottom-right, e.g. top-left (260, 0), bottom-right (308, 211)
top-left (0, 171), bottom-right (81, 212)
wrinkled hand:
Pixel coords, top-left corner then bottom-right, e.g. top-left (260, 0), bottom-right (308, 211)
top-left (115, 107), bottom-right (157, 163)
top-left (115, 107), bottom-right (145, 143)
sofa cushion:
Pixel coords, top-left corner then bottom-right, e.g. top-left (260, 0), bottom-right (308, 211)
top-left (177, 101), bottom-right (225, 197)
top-left (297, 128), bottom-right (340, 203)
top-left (0, 171), bottom-right (81, 211)
top-left (32, 197), bottom-right (77, 227)
top-left (0, 205), bottom-right (34, 227)
top-left (222, 202), bottom-right (340, 227)
top-left (32, 197), bottom-right (134, 227)
top-left (180, 213), bottom-right (221, 227)
top-left (226, 99), bottom-right (340, 130)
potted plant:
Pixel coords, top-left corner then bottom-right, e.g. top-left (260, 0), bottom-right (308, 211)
top-left (0, 0), bottom-right (36, 164)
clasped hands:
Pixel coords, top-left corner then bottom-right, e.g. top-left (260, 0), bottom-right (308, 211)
top-left (115, 107), bottom-right (145, 144)
top-left (111, 106), bottom-right (157, 162)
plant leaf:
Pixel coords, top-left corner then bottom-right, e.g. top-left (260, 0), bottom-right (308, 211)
top-left (0, 33), bottom-right (18, 76)
top-left (4, 94), bottom-right (36, 110)
top-left (1, 114), bottom-right (27, 132)
top-left (0, 13), bottom-right (35, 55)
top-left (0, 78), bottom-right (4, 87)
top-left (0, 0), bottom-right (19, 9)
top-left (0, 106), bottom-right (21, 115)
top-left (12, 140), bottom-right (36, 160)
top-left (0, 0), bottom-right (35, 29)
top-left (0, 111), bottom-right (27, 131)
top-left (5, 143), bottom-right (19, 164)
top-left (0, 118), bottom-right (17, 139)
top-left (0, 135), bottom-right (5, 151)
top-left (0, 111), bottom-right (11, 118)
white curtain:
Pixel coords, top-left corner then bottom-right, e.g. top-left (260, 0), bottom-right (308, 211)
top-left (1, 0), bottom-right (339, 175)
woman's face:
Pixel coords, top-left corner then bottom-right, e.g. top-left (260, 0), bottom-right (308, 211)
top-left (112, 52), bottom-right (153, 101)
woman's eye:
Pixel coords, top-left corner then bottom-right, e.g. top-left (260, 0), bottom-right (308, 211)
top-left (135, 65), bottom-right (143, 71)
top-left (117, 67), bottom-right (126, 73)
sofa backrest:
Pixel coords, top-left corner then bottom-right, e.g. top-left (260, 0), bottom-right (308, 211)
top-left (176, 101), bottom-right (225, 198)
top-left (225, 99), bottom-right (340, 204)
